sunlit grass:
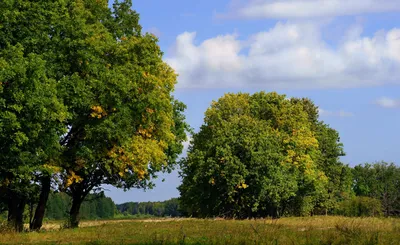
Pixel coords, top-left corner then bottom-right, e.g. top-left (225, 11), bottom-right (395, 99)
top-left (1, 216), bottom-right (400, 244)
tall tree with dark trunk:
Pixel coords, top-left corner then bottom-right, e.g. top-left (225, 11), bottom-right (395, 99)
top-left (53, 1), bottom-right (188, 228)
top-left (30, 176), bottom-right (51, 230)
top-left (0, 46), bottom-right (67, 231)
top-left (0, 0), bottom-right (188, 230)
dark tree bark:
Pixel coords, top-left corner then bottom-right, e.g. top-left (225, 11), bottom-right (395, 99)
top-left (69, 194), bottom-right (84, 228)
top-left (7, 189), bottom-right (26, 232)
top-left (30, 176), bottom-right (51, 230)
top-left (67, 171), bottom-right (100, 228)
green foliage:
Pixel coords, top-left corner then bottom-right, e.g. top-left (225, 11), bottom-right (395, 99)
top-left (352, 162), bottom-right (400, 216)
top-left (290, 98), bottom-right (352, 214)
top-left (0, 0), bottom-right (188, 228)
top-left (0, 42), bottom-right (67, 230)
top-left (0, 44), bottom-right (66, 185)
top-left (0, 217), bottom-right (399, 244)
top-left (45, 192), bottom-right (116, 220)
top-left (45, 193), bottom-right (71, 220)
top-left (179, 92), bottom-right (333, 218)
top-left (335, 196), bottom-right (383, 217)
top-left (117, 198), bottom-right (181, 217)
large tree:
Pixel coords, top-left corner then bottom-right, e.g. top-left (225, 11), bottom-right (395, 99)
top-left (0, 0), bottom-right (187, 229)
top-left (179, 92), bottom-right (327, 218)
top-left (56, 1), bottom-right (187, 228)
top-left (0, 45), bottom-right (67, 231)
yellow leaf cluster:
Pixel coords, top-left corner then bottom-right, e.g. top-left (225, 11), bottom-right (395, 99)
top-left (108, 135), bottom-right (168, 181)
top-left (237, 182), bottom-right (249, 189)
top-left (146, 108), bottom-right (154, 114)
top-left (43, 164), bottom-right (62, 173)
top-left (90, 105), bottom-right (107, 119)
top-left (66, 170), bottom-right (83, 187)
top-left (137, 126), bottom-right (154, 139)
top-left (209, 178), bottom-right (215, 185)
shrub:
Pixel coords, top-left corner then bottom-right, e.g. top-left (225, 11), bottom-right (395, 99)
top-left (335, 196), bottom-right (382, 217)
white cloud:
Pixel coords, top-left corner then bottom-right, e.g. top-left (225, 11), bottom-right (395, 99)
top-left (166, 22), bottom-right (400, 89)
top-left (318, 108), bottom-right (354, 117)
top-left (375, 97), bottom-right (400, 108)
top-left (227, 0), bottom-right (400, 19)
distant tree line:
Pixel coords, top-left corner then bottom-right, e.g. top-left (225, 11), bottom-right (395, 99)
top-left (40, 195), bottom-right (181, 220)
top-left (336, 161), bottom-right (400, 217)
top-left (45, 192), bottom-right (115, 220)
top-left (116, 198), bottom-right (181, 217)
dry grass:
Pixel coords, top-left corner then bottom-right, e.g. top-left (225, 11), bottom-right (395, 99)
top-left (1, 216), bottom-right (400, 244)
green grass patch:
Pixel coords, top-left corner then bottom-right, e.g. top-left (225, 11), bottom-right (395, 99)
top-left (1, 216), bottom-right (399, 244)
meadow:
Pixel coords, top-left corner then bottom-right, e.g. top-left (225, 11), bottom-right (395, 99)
top-left (1, 216), bottom-right (400, 245)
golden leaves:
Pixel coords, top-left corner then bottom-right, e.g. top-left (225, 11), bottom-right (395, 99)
top-left (137, 169), bottom-right (146, 180)
top-left (237, 182), bottom-right (248, 189)
top-left (90, 105), bottom-right (107, 119)
top-left (210, 178), bottom-right (215, 185)
top-left (43, 164), bottom-right (62, 173)
top-left (146, 108), bottom-right (154, 114)
top-left (66, 170), bottom-right (83, 187)
top-left (138, 127), bottom-right (153, 139)
top-left (108, 135), bottom-right (168, 181)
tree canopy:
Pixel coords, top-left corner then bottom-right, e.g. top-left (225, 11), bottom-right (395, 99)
top-left (352, 162), bottom-right (400, 216)
top-left (179, 92), bottom-right (349, 218)
top-left (0, 0), bottom-right (188, 230)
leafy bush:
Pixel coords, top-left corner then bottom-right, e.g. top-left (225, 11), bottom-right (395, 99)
top-left (335, 196), bottom-right (382, 217)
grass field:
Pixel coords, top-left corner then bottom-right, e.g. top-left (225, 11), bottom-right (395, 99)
top-left (1, 216), bottom-right (400, 244)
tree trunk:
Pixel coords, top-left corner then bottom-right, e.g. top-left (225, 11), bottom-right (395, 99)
top-left (30, 176), bottom-right (51, 230)
top-left (273, 206), bottom-right (281, 219)
top-left (29, 202), bottom-right (34, 227)
top-left (7, 190), bottom-right (26, 232)
top-left (69, 195), bottom-right (83, 228)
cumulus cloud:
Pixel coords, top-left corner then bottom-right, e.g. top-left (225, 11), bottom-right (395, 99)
top-left (318, 108), bottom-right (354, 117)
top-left (166, 22), bottom-right (400, 89)
top-left (375, 97), bottom-right (400, 108)
top-left (224, 0), bottom-right (400, 19)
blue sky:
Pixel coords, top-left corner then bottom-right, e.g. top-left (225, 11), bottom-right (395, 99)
top-left (105, 0), bottom-right (400, 204)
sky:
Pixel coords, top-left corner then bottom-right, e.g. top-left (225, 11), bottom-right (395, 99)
top-left (105, 0), bottom-right (400, 204)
